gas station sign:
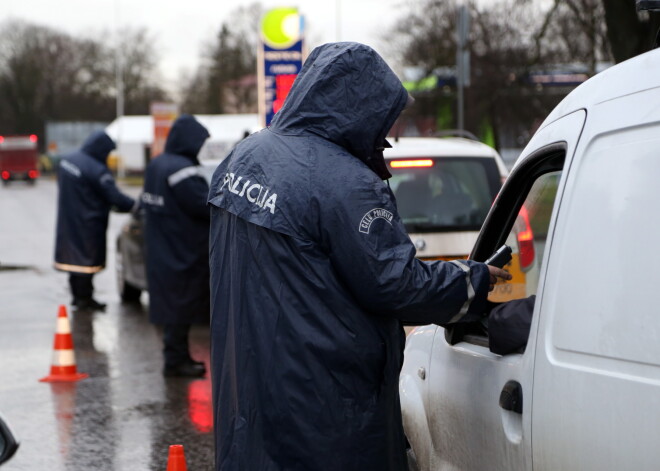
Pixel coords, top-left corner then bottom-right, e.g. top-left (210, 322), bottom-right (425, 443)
top-left (258, 8), bottom-right (305, 127)
top-left (150, 102), bottom-right (179, 158)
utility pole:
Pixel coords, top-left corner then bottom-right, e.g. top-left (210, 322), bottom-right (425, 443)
top-left (115, 0), bottom-right (124, 119)
top-left (456, 5), bottom-right (470, 131)
top-left (114, 0), bottom-right (125, 178)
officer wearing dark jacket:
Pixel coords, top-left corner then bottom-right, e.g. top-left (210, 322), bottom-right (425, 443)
top-left (208, 43), bottom-right (510, 471)
top-left (142, 114), bottom-right (211, 377)
top-left (54, 131), bottom-right (135, 311)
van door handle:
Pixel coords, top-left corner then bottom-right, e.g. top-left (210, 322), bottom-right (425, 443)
top-left (499, 381), bottom-right (523, 414)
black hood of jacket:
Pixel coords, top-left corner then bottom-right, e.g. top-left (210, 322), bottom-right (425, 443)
top-left (81, 131), bottom-right (116, 164)
top-left (164, 114), bottom-right (211, 161)
top-left (269, 42), bottom-right (408, 179)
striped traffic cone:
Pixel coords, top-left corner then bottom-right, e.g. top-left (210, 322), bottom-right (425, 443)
top-left (166, 445), bottom-right (188, 471)
top-left (39, 305), bottom-right (89, 382)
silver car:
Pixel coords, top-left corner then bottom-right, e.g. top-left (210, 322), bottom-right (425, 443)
top-left (115, 160), bottom-right (221, 302)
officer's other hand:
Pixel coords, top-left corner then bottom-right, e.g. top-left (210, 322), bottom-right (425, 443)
top-left (487, 265), bottom-right (512, 291)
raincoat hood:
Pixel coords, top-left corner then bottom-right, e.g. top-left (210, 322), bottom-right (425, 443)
top-left (81, 131), bottom-right (116, 164)
top-left (270, 42), bottom-right (409, 178)
top-left (164, 114), bottom-right (211, 161)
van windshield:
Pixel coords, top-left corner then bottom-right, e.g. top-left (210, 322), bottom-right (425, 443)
top-left (389, 157), bottom-right (502, 233)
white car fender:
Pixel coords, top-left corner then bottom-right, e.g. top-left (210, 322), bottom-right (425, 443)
top-left (400, 325), bottom-right (437, 470)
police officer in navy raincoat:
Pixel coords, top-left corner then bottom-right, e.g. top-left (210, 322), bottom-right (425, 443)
top-left (208, 42), bottom-right (510, 470)
top-left (141, 114), bottom-right (211, 377)
top-left (54, 131), bottom-right (135, 311)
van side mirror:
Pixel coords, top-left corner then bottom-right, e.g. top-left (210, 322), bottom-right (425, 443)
top-left (0, 415), bottom-right (19, 466)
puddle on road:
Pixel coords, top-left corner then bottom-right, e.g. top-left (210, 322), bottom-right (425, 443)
top-left (0, 264), bottom-right (34, 271)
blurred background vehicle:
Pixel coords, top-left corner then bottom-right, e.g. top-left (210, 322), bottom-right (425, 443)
top-left (0, 135), bottom-right (39, 185)
top-left (384, 135), bottom-right (531, 304)
top-left (386, 135), bottom-right (507, 252)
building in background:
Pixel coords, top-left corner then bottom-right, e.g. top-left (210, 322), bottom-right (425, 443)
top-left (105, 114), bottom-right (260, 174)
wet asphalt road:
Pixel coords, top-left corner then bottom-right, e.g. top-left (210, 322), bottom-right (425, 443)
top-left (0, 177), bottom-right (214, 470)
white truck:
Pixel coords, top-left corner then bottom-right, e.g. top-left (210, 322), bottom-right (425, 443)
top-left (400, 23), bottom-right (660, 471)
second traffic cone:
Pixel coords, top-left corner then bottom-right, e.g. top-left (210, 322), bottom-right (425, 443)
top-left (166, 445), bottom-right (188, 471)
top-left (39, 305), bottom-right (88, 382)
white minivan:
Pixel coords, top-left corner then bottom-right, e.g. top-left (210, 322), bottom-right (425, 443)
top-left (400, 43), bottom-right (660, 470)
top-left (384, 136), bottom-right (508, 261)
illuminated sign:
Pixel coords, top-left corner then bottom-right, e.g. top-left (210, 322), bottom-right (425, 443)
top-left (258, 8), bottom-right (305, 127)
top-left (150, 102), bottom-right (179, 158)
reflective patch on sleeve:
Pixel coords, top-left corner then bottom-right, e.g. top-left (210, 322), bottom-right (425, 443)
top-left (168, 166), bottom-right (200, 187)
top-left (448, 260), bottom-right (476, 323)
top-left (99, 173), bottom-right (114, 185)
top-left (141, 192), bottom-right (164, 207)
top-left (60, 160), bottom-right (81, 178)
top-left (358, 208), bottom-right (393, 234)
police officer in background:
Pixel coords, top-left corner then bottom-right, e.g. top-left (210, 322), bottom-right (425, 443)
top-left (54, 130), bottom-right (136, 311)
top-left (207, 42), bottom-right (511, 471)
top-left (141, 114), bottom-right (211, 378)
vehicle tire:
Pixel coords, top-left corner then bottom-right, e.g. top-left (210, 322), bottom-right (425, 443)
top-left (120, 280), bottom-right (142, 302)
top-left (116, 243), bottom-right (142, 302)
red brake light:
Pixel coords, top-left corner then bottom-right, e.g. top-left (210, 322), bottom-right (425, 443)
top-left (1, 171), bottom-right (9, 180)
top-left (390, 159), bottom-right (434, 168)
top-left (0, 136), bottom-right (4, 144)
top-left (516, 205), bottom-right (535, 270)
top-left (29, 134), bottom-right (37, 143)
top-left (28, 170), bottom-right (39, 179)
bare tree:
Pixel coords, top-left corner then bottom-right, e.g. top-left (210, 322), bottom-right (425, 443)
top-left (115, 27), bottom-right (170, 114)
top-left (384, 0), bottom-right (622, 149)
top-left (602, 0), bottom-right (660, 62)
top-left (180, 3), bottom-right (262, 114)
top-left (0, 20), bottom-right (168, 143)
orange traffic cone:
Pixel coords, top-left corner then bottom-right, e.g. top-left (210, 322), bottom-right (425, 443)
top-left (166, 445), bottom-right (188, 471)
top-left (39, 305), bottom-right (89, 382)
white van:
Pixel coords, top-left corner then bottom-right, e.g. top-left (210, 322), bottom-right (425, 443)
top-left (400, 44), bottom-right (660, 470)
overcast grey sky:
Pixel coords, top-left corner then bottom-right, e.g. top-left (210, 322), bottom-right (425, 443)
top-left (3, 0), bottom-right (403, 94)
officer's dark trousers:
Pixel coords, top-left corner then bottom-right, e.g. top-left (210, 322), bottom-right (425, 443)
top-left (69, 273), bottom-right (94, 301)
top-left (163, 323), bottom-right (192, 367)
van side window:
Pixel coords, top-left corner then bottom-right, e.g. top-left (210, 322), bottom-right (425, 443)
top-left (489, 170), bottom-right (562, 303)
top-left (447, 146), bottom-right (566, 349)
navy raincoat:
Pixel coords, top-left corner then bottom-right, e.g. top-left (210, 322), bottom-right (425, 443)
top-left (142, 115), bottom-right (211, 325)
top-left (208, 42), bottom-right (492, 471)
top-left (54, 131), bottom-right (135, 274)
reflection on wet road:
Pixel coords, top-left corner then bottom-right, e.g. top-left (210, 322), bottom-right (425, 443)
top-left (0, 179), bottom-right (214, 470)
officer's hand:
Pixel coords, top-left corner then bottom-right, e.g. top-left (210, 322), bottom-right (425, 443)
top-left (487, 265), bottom-right (512, 291)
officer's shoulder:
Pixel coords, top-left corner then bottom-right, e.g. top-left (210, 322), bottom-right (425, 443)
top-left (313, 145), bottom-right (381, 188)
top-left (159, 153), bottom-right (192, 171)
